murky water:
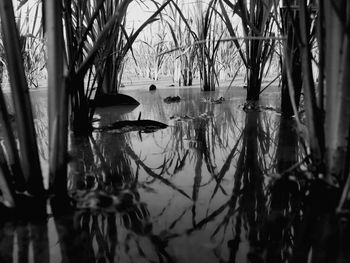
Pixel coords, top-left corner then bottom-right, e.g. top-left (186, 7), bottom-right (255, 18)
top-left (1, 87), bottom-right (348, 263)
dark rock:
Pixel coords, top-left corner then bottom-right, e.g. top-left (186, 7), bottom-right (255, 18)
top-left (97, 119), bottom-right (168, 133)
top-left (164, 96), bottom-right (181, 103)
top-left (90, 93), bottom-right (140, 107)
top-left (149, 84), bottom-right (156, 91)
top-left (94, 105), bottom-right (138, 118)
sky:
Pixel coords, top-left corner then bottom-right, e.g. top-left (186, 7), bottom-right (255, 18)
top-left (125, 0), bottom-right (214, 32)
top-left (13, 0), bottom-right (166, 30)
top-left (11, 0), bottom-right (217, 35)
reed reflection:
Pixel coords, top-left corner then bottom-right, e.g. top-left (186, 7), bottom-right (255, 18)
top-left (195, 111), bottom-right (279, 262)
top-left (63, 130), bottom-right (175, 262)
top-left (266, 118), bottom-right (302, 263)
top-left (62, 97), bottom-right (244, 262)
top-left (3, 89), bottom-right (313, 263)
top-left (0, 216), bottom-right (49, 263)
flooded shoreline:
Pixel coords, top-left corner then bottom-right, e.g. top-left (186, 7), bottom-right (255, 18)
top-left (1, 86), bottom-right (348, 263)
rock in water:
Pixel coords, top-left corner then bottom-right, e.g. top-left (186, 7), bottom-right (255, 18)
top-left (164, 96), bottom-right (181, 103)
top-left (96, 119), bottom-right (168, 133)
top-left (149, 84), bottom-right (156, 91)
top-left (91, 93), bottom-right (140, 107)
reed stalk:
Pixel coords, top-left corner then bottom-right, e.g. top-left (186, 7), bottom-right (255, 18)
top-left (170, 0), bottom-right (220, 91)
top-left (139, 25), bottom-right (169, 81)
top-left (60, 0), bottom-right (170, 135)
top-left (196, 0), bottom-right (220, 91)
top-left (0, 60), bottom-right (26, 191)
top-left (0, 0), bottom-right (44, 195)
top-left (17, 1), bottom-right (44, 88)
top-left (101, 0), bottom-right (171, 94)
top-left (63, 0), bottom-right (132, 135)
top-left (0, 89), bottom-right (26, 191)
top-left (323, 0), bottom-right (350, 182)
top-left (293, 0), bottom-right (350, 190)
top-left (220, 0), bottom-right (276, 102)
top-left (316, 0), bottom-right (325, 111)
top-left (298, 0), bottom-right (323, 169)
top-left (45, 0), bottom-right (68, 193)
top-left (280, 1), bottom-right (302, 118)
top-left (165, 0), bottom-right (184, 85)
top-left (0, 144), bottom-right (15, 207)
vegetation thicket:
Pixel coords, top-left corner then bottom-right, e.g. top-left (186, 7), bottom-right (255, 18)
top-left (220, 0), bottom-right (277, 101)
top-left (0, 1), bottom-right (350, 261)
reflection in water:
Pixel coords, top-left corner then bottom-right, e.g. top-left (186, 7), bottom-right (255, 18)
top-left (0, 217), bottom-right (50, 263)
top-left (1, 88), bottom-right (349, 262)
top-left (63, 90), bottom-right (281, 262)
top-left (266, 118), bottom-right (302, 263)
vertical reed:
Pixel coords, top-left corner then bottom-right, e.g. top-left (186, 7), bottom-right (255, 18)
top-left (323, 0), bottom-right (350, 182)
top-left (0, 92), bottom-right (26, 191)
top-left (298, 0), bottom-right (324, 170)
top-left (280, 1), bottom-right (302, 118)
top-left (45, 0), bottom-right (68, 193)
top-left (0, 0), bottom-right (44, 195)
top-left (220, 0), bottom-right (276, 102)
top-left (0, 144), bottom-right (15, 207)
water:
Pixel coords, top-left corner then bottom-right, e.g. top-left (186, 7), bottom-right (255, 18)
top-left (1, 87), bottom-right (348, 262)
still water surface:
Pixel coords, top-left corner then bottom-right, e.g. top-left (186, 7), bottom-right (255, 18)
top-left (2, 87), bottom-right (333, 263)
